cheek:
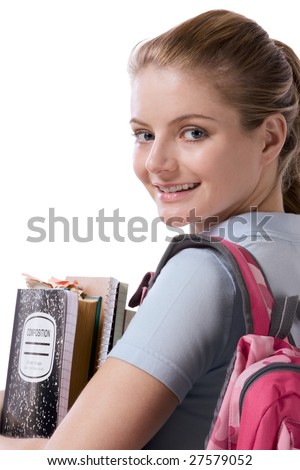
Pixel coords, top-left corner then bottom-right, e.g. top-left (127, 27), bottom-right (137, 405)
top-left (132, 152), bottom-right (148, 184)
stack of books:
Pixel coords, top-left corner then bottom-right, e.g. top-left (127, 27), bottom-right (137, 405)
top-left (0, 275), bottom-right (136, 438)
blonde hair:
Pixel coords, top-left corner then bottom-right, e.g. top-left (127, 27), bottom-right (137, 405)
top-left (129, 10), bottom-right (300, 213)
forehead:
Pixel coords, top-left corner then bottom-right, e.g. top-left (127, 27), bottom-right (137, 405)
top-left (131, 65), bottom-right (215, 101)
top-left (130, 65), bottom-right (239, 125)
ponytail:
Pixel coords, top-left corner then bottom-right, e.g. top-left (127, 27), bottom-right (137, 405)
top-left (275, 41), bottom-right (300, 213)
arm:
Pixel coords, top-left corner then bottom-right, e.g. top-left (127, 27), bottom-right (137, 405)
top-left (0, 358), bottom-right (178, 450)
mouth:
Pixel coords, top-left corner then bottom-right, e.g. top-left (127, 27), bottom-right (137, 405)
top-left (156, 183), bottom-right (200, 193)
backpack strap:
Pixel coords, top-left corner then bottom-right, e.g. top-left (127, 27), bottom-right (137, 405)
top-left (128, 271), bottom-right (155, 308)
top-left (132, 233), bottom-right (275, 336)
top-left (269, 295), bottom-right (299, 340)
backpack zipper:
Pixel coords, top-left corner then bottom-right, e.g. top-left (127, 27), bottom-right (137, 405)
top-left (239, 362), bottom-right (300, 415)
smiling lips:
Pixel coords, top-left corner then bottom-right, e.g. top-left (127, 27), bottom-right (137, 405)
top-left (154, 182), bottom-right (200, 201)
top-left (156, 182), bottom-right (200, 193)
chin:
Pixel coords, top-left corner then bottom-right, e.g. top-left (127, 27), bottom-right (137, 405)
top-left (157, 209), bottom-right (191, 228)
top-left (165, 218), bottom-right (189, 228)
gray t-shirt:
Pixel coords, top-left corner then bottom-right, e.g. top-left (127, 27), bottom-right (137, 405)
top-left (109, 212), bottom-right (300, 449)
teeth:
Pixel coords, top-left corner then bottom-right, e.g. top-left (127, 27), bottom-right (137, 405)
top-left (158, 183), bottom-right (198, 193)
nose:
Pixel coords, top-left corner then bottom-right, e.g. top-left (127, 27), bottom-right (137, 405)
top-left (145, 138), bottom-right (178, 175)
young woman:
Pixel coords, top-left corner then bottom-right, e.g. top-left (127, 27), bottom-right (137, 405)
top-left (1, 9), bottom-right (300, 450)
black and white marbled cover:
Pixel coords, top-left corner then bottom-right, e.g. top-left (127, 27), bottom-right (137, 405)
top-left (1, 288), bottom-right (77, 438)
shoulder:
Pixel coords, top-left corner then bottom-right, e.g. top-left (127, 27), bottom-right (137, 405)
top-left (138, 245), bottom-right (240, 356)
top-left (148, 246), bottom-right (237, 301)
top-left (110, 245), bottom-right (244, 400)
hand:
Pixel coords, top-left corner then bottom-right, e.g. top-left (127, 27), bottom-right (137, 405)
top-left (0, 434), bottom-right (46, 450)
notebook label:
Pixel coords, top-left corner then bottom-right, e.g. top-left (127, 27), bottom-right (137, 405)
top-left (18, 312), bottom-right (56, 382)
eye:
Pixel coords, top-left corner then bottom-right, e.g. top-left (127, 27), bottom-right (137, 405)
top-left (182, 128), bottom-right (207, 141)
top-left (133, 131), bottom-right (155, 143)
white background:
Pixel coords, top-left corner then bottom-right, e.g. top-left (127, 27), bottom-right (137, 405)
top-left (0, 0), bottom-right (299, 389)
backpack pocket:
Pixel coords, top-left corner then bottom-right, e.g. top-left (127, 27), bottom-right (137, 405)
top-left (237, 362), bottom-right (300, 449)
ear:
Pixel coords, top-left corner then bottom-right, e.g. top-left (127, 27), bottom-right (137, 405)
top-left (261, 114), bottom-right (287, 165)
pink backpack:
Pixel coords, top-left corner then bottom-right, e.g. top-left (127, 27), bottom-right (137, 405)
top-left (129, 234), bottom-right (300, 450)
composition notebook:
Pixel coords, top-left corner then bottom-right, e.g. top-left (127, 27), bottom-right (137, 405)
top-left (0, 288), bottom-right (78, 438)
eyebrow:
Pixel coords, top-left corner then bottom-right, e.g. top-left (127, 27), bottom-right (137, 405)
top-left (129, 113), bottom-right (218, 127)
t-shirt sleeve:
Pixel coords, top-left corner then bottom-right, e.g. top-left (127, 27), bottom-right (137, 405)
top-left (108, 247), bottom-right (239, 402)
